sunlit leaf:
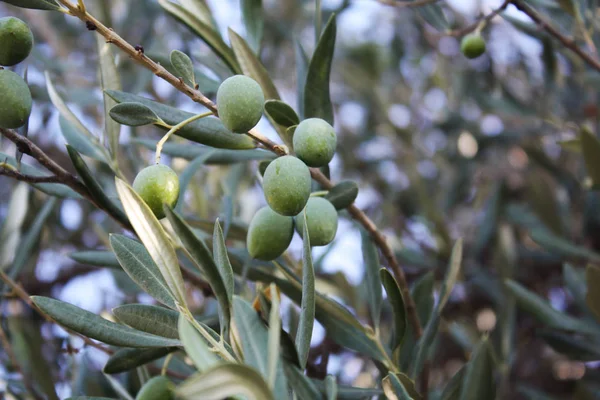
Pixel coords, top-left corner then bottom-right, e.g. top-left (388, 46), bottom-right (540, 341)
top-left (178, 313), bottom-right (220, 371)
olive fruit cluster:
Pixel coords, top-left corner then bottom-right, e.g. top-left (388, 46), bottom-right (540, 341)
top-left (215, 75), bottom-right (340, 260)
top-left (0, 17), bottom-right (34, 129)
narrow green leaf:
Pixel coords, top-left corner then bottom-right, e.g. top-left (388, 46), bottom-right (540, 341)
top-left (170, 50), bottom-right (196, 87)
top-left (283, 362), bottom-right (321, 399)
top-left (304, 14), bottom-right (336, 125)
top-left (586, 264), bottom-right (600, 321)
top-left (241, 0), bottom-right (264, 53)
top-left (164, 207), bottom-right (231, 333)
top-left (69, 250), bottom-right (120, 268)
top-left (132, 138), bottom-right (273, 163)
top-left (213, 220), bottom-right (235, 304)
top-left (581, 126), bottom-right (600, 186)
top-left (296, 214), bottom-right (316, 369)
top-left (382, 373), bottom-right (412, 400)
top-left (176, 363), bottom-right (274, 400)
top-left (1, 0), bottom-right (61, 10)
top-left (9, 199), bottom-right (56, 277)
top-left (0, 183), bottom-right (28, 269)
top-left (563, 264), bottom-right (587, 311)
top-left (440, 365), bottom-right (466, 400)
top-left (295, 41), bottom-right (309, 119)
top-left (439, 238), bottom-right (463, 310)
top-left (312, 380), bottom-right (383, 399)
top-left (103, 374), bottom-right (134, 400)
top-left (67, 146), bottom-right (129, 227)
top-left (59, 117), bottom-right (107, 163)
top-left (110, 234), bottom-right (177, 309)
top-left (361, 229), bottom-right (383, 329)
top-left (46, 72), bottom-right (107, 159)
top-left (31, 296), bottom-right (180, 347)
top-left (96, 35), bottom-right (121, 162)
top-left (113, 304), bottom-right (180, 339)
top-left (228, 29), bottom-right (279, 101)
top-left (106, 90), bottom-right (254, 149)
top-left (264, 100), bottom-right (300, 128)
top-left (267, 283), bottom-right (281, 390)
top-left (109, 102), bottom-right (161, 127)
top-left (178, 313), bottom-right (220, 371)
top-left (177, 0), bottom-right (217, 29)
top-left (325, 376), bottom-right (337, 400)
top-left (530, 228), bottom-right (600, 262)
top-left (325, 181), bottom-right (359, 210)
top-left (458, 337), bottom-right (495, 400)
top-left (104, 347), bottom-right (177, 374)
top-left (417, 4), bottom-right (449, 31)
top-left (540, 330), bottom-right (600, 361)
top-left (380, 269), bottom-right (407, 350)
top-left (232, 296), bottom-right (288, 397)
top-left (116, 178), bottom-right (188, 308)
top-left (65, 397), bottom-right (117, 400)
top-left (0, 152), bottom-right (80, 198)
top-left (505, 279), bottom-right (600, 334)
top-left (159, 0), bottom-right (241, 73)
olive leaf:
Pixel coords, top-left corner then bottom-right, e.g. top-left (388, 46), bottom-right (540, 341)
top-left (1, 0), bottom-right (61, 10)
top-left (170, 50), bottom-right (196, 88)
top-left (325, 181), bottom-right (359, 210)
top-left (296, 213), bottom-right (316, 369)
top-left (264, 100), bottom-right (300, 128)
top-left (103, 347), bottom-right (177, 374)
top-left (109, 102), bottom-right (163, 127)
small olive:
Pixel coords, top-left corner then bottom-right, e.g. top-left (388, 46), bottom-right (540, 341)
top-left (132, 164), bottom-right (180, 219)
top-left (247, 206), bottom-right (294, 260)
top-left (460, 34), bottom-right (486, 59)
top-left (0, 69), bottom-right (32, 129)
top-left (0, 17), bottom-right (33, 66)
top-left (295, 197), bottom-right (338, 246)
top-left (262, 155), bottom-right (311, 216)
top-left (135, 376), bottom-right (175, 400)
top-left (293, 118), bottom-right (337, 167)
top-left (216, 75), bottom-right (265, 133)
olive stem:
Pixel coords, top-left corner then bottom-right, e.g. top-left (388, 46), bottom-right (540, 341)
top-left (309, 190), bottom-right (328, 197)
top-left (161, 353), bottom-right (174, 376)
top-left (154, 111), bottom-right (212, 164)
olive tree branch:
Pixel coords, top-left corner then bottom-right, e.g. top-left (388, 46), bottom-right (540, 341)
top-left (0, 167), bottom-right (64, 184)
top-left (54, 0), bottom-right (424, 349)
top-left (376, 0), bottom-right (440, 8)
top-left (445, 0), bottom-right (511, 37)
top-left (509, 0), bottom-right (600, 73)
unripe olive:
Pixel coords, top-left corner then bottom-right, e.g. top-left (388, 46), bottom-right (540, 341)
top-left (293, 118), bottom-right (337, 167)
top-left (132, 164), bottom-right (180, 219)
top-left (263, 155), bottom-right (311, 216)
top-left (0, 17), bottom-right (33, 66)
top-left (247, 206), bottom-right (294, 260)
top-left (135, 376), bottom-right (175, 400)
top-left (0, 69), bottom-right (32, 129)
top-left (295, 197), bottom-right (338, 246)
top-left (460, 34), bottom-right (486, 59)
top-left (216, 75), bottom-right (264, 133)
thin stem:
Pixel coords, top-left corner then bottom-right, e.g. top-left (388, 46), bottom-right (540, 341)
top-left (155, 112), bottom-right (212, 164)
top-left (161, 352), bottom-right (174, 376)
top-left (376, 0), bottom-right (440, 7)
top-left (446, 0), bottom-right (510, 37)
top-left (0, 166), bottom-right (63, 184)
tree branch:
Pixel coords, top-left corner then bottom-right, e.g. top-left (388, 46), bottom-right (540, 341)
top-left (0, 167), bottom-right (63, 184)
top-left (446, 0), bottom-right (511, 37)
top-left (510, 0), bottom-right (600, 73)
top-left (376, 0), bottom-right (440, 8)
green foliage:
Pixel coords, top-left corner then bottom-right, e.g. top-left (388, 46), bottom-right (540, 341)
top-left (0, 17), bottom-right (33, 66)
top-left (0, 69), bottom-right (32, 128)
top-left (4, 0), bottom-right (600, 399)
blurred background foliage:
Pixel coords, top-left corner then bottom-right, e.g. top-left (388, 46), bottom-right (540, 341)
top-left (2, 0), bottom-right (600, 399)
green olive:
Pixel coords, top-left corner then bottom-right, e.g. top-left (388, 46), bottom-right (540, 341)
top-left (0, 17), bottom-right (33, 66)
top-left (293, 118), bottom-right (337, 167)
top-left (216, 75), bottom-right (265, 133)
top-left (0, 69), bottom-right (32, 129)
top-left (247, 206), bottom-right (294, 260)
top-left (135, 376), bottom-right (175, 400)
top-left (295, 197), bottom-right (338, 246)
top-left (263, 155), bottom-right (311, 216)
top-left (132, 164), bottom-right (180, 219)
top-left (460, 34), bottom-right (486, 59)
